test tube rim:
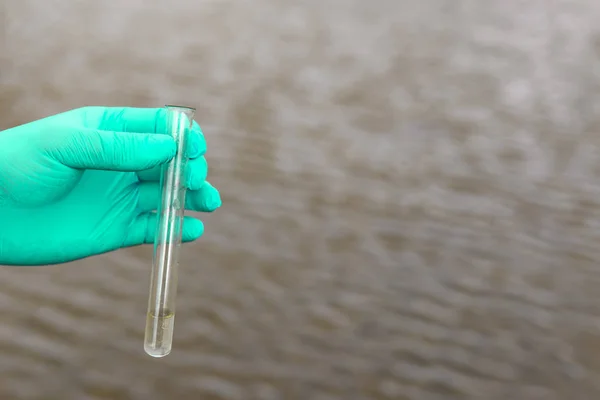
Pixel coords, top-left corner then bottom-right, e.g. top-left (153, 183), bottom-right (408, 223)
top-left (165, 104), bottom-right (196, 112)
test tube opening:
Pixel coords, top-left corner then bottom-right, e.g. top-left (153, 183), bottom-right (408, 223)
top-left (144, 105), bottom-right (195, 358)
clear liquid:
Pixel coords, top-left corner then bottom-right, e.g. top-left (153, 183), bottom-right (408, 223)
top-left (144, 309), bottom-right (175, 358)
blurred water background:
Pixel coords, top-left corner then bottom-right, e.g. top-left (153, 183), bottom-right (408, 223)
top-left (2, 0), bottom-right (600, 399)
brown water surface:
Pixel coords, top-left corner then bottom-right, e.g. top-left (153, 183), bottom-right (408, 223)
top-left (2, 0), bottom-right (600, 399)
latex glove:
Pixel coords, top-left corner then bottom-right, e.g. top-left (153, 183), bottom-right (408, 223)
top-left (0, 106), bottom-right (221, 266)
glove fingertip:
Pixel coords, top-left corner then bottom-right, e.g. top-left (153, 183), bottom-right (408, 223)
top-left (189, 181), bottom-right (221, 213)
top-left (192, 120), bottom-right (203, 135)
top-left (187, 127), bottom-right (206, 158)
top-left (182, 217), bottom-right (204, 242)
top-left (204, 182), bottom-right (222, 211)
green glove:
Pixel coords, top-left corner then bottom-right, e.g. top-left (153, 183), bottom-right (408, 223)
top-left (0, 106), bottom-right (221, 266)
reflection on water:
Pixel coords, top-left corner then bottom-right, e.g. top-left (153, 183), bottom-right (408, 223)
top-left (2, 0), bottom-right (600, 398)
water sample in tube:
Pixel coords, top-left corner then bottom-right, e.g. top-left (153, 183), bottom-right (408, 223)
top-left (144, 105), bottom-right (195, 357)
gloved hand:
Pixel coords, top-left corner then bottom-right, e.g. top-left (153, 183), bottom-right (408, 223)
top-left (0, 106), bottom-right (221, 266)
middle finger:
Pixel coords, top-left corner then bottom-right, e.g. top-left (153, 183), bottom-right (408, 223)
top-left (137, 155), bottom-right (208, 190)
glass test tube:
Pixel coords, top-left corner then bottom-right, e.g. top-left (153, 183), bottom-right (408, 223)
top-left (144, 105), bottom-right (195, 358)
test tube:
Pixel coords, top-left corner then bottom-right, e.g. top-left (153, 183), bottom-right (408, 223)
top-left (144, 105), bottom-right (195, 358)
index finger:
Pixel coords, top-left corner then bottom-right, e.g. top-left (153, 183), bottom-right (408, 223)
top-left (91, 106), bottom-right (166, 133)
top-left (84, 106), bottom-right (205, 158)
